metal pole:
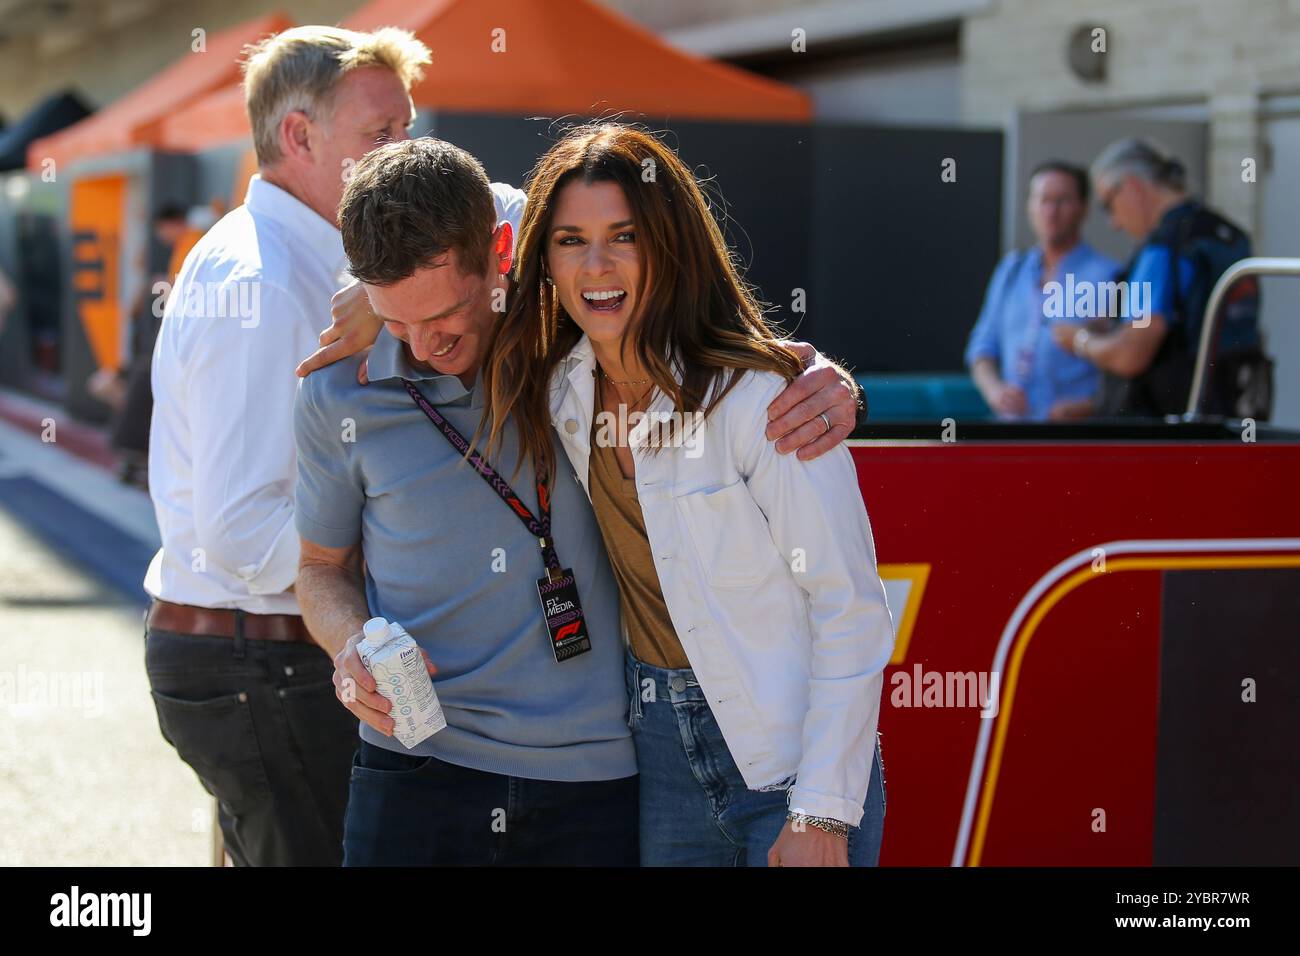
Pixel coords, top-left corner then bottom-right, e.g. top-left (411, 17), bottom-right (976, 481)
top-left (1186, 257), bottom-right (1300, 417)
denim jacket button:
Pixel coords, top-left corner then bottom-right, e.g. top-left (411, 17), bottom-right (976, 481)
top-left (670, 676), bottom-right (687, 693)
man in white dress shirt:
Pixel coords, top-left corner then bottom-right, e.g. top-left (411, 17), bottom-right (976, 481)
top-left (143, 25), bottom-right (432, 866)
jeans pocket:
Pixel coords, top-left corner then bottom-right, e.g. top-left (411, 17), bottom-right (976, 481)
top-left (149, 689), bottom-right (272, 811)
top-left (350, 739), bottom-right (434, 781)
top-left (278, 679), bottom-right (355, 750)
top-left (278, 679), bottom-right (358, 816)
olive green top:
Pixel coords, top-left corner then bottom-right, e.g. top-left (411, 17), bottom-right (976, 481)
top-left (586, 420), bottom-right (690, 670)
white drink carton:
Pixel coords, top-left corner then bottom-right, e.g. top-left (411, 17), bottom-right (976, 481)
top-left (357, 616), bottom-right (446, 749)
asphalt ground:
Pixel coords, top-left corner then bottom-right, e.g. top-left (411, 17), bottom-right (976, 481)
top-left (0, 399), bottom-right (211, 866)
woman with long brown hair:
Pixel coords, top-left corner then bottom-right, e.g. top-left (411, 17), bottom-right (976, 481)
top-left (482, 123), bottom-right (895, 866)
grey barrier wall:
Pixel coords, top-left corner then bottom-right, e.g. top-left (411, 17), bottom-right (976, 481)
top-left (192, 143), bottom-right (245, 208)
top-left (809, 123), bottom-right (1004, 373)
top-left (426, 112), bottom-right (1002, 375)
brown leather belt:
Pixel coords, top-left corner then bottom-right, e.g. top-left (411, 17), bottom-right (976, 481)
top-left (147, 599), bottom-right (316, 645)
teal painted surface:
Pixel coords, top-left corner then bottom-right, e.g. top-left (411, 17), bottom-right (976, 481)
top-left (857, 374), bottom-right (992, 422)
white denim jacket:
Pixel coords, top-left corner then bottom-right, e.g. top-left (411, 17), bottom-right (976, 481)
top-left (549, 335), bottom-right (895, 826)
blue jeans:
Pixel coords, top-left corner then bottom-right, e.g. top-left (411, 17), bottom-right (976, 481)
top-left (342, 739), bottom-right (639, 866)
top-left (626, 649), bottom-right (886, 866)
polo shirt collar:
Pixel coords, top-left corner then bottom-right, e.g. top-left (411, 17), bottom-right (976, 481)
top-left (368, 328), bottom-right (483, 408)
top-left (244, 174), bottom-right (347, 275)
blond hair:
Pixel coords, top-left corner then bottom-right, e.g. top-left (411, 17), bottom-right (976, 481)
top-left (241, 25), bottom-right (431, 165)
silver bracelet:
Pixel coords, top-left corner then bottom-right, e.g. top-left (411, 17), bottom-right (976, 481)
top-left (787, 811), bottom-right (849, 839)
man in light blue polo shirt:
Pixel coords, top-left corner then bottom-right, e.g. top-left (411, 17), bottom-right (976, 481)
top-left (293, 138), bottom-right (861, 866)
top-left (966, 160), bottom-right (1118, 421)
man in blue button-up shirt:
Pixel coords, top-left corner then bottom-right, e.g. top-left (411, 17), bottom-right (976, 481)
top-left (965, 161), bottom-right (1118, 421)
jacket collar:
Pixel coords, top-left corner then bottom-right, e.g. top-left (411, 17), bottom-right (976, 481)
top-left (552, 333), bottom-right (686, 449)
top-left (551, 334), bottom-right (597, 442)
top-left (558, 331), bottom-right (598, 384)
top-left (555, 332), bottom-right (686, 392)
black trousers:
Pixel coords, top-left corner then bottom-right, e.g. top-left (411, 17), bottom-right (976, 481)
top-left (144, 623), bottom-right (358, 866)
top-left (343, 738), bottom-right (639, 866)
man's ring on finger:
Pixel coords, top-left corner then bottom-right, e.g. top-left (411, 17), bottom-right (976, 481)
top-left (819, 412), bottom-right (832, 434)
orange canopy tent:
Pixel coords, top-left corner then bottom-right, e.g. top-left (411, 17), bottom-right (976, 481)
top-left (157, 84), bottom-right (251, 155)
top-left (155, 0), bottom-right (811, 154)
top-left (348, 0), bottom-right (811, 120)
top-left (26, 11), bottom-right (292, 172)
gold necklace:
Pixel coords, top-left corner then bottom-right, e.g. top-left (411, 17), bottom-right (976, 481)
top-left (599, 365), bottom-right (651, 387)
top-left (599, 369), bottom-right (654, 412)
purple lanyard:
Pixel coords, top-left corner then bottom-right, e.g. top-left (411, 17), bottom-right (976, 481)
top-left (403, 379), bottom-right (561, 574)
